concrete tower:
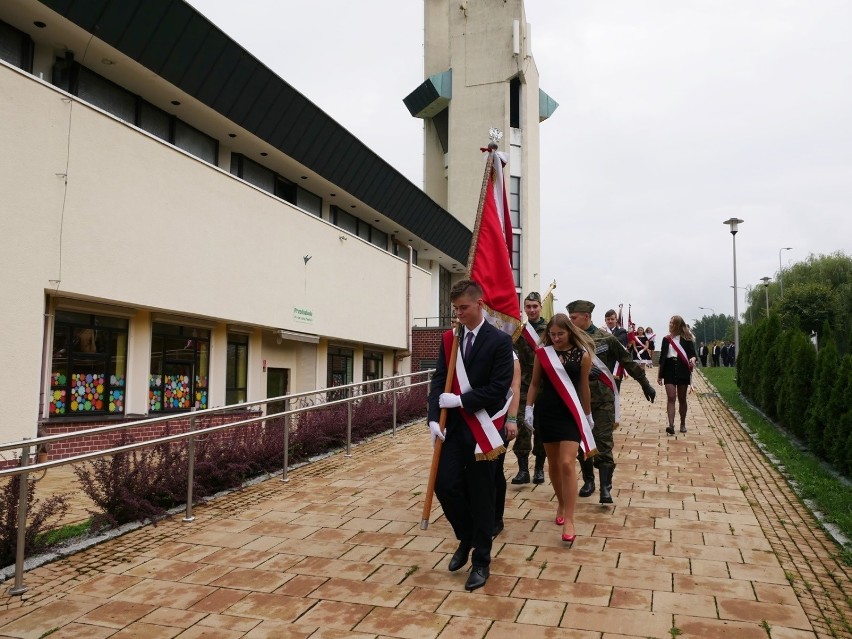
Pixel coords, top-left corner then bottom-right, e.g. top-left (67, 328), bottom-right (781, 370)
top-left (404, 0), bottom-right (558, 304)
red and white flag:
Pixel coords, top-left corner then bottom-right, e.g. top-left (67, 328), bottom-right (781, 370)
top-left (469, 150), bottom-right (522, 338)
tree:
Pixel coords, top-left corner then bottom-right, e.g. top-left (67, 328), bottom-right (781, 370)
top-left (778, 330), bottom-right (816, 439)
top-left (778, 283), bottom-right (834, 335)
top-left (757, 314), bottom-right (782, 417)
top-left (823, 354), bottom-right (852, 471)
top-left (744, 252), bottom-right (852, 355)
top-left (804, 333), bottom-right (839, 458)
top-left (693, 314), bottom-right (734, 345)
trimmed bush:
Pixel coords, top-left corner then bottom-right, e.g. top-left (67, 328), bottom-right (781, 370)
top-left (0, 475), bottom-right (69, 567)
top-left (778, 330), bottom-right (816, 438)
top-left (824, 355), bottom-right (852, 470)
top-left (804, 336), bottom-right (839, 457)
top-left (73, 388), bottom-right (427, 528)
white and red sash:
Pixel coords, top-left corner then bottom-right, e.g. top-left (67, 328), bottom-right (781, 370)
top-left (665, 335), bottom-right (692, 369)
top-left (521, 321), bottom-right (540, 350)
top-left (442, 330), bottom-right (511, 460)
top-left (613, 361), bottom-right (625, 378)
top-left (536, 346), bottom-right (598, 460)
top-left (591, 354), bottom-right (621, 425)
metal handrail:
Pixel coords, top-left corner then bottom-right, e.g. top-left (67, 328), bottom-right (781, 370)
top-left (1, 368), bottom-right (435, 595)
top-left (1, 370), bottom-right (431, 454)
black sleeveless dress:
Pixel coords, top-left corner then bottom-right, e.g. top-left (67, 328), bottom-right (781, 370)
top-left (534, 347), bottom-right (583, 444)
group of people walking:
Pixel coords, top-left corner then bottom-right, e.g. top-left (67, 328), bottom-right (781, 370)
top-left (428, 280), bottom-right (700, 591)
top-left (697, 340), bottom-right (736, 367)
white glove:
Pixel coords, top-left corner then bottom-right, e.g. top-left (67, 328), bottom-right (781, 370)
top-left (428, 421), bottom-right (445, 445)
top-left (525, 405), bottom-right (534, 428)
top-left (586, 413), bottom-right (595, 429)
top-left (439, 393), bottom-right (462, 409)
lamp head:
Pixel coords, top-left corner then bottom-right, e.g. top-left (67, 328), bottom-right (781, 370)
top-left (760, 276), bottom-right (771, 287)
top-left (723, 217), bottom-right (744, 235)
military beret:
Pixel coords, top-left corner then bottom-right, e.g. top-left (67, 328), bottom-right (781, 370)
top-left (525, 291), bottom-right (542, 303)
top-left (566, 300), bottom-right (595, 314)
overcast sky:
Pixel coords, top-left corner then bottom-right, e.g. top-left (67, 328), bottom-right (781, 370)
top-left (186, 0), bottom-right (852, 333)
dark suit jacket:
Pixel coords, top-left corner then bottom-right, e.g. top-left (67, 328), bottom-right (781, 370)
top-left (611, 326), bottom-right (628, 347)
top-left (428, 321), bottom-right (514, 445)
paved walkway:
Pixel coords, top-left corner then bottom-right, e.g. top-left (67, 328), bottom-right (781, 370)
top-left (1, 372), bottom-right (849, 638)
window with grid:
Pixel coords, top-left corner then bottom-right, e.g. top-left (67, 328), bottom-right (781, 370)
top-left (149, 323), bottom-right (210, 412)
top-left (226, 333), bottom-right (249, 405)
top-left (49, 311), bottom-right (128, 417)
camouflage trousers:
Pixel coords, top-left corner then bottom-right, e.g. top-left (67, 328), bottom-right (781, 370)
top-left (511, 401), bottom-right (544, 459)
top-left (590, 400), bottom-right (616, 468)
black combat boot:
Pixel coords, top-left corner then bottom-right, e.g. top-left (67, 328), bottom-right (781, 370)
top-left (510, 456), bottom-right (530, 484)
top-left (578, 459), bottom-right (596, 497)
top-left (598, 465), bottom-right (614, 504)
top-left (532, 454), bottom-right (546, 484)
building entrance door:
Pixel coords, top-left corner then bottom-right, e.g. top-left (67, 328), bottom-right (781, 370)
top-left (266, 368), bottom-right (289, 416)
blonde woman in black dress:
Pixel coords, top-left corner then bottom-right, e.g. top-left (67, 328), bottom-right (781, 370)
top-left (657, 315), bottom-right (698, 434)
top-left (525, 313), bottom-right (594, 546)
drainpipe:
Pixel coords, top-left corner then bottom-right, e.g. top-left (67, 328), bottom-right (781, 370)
top-left (37, 295), bottom-right (52, 428)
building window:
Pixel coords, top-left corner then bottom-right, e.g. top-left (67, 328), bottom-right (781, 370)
top-left (61, 63), bottom-right (218, 165)
top-left (330, 206), bottom-right (388, 250)
top-left (327, 346), bottom-right (354, 399)
top-left (231, 154), bottom-right (323, 216)
top-left (77, 65), bottom-right (136, 123)
top-left (297, 187), bottom-right (322, 217)
top-left (363, 351), bottom-right (383, 392)
top-left (0, 20), bottom-right (33, 72)
top-left (439, 266), bottom-right (452, 321)
top-left (149, 323), bottom-right (210, 412)
top-left (49, 311), bottom-right (128, 417)
top-left (510, 76), bottom-right (521, 129)
top-left (511, 230), bottom-right (521, 288)
top-left (226, 333), bottom-right (249, 405)
top-left (510, 176), bottom-right (521, 228)
top-left (392, 241), bottom-right (418, 263)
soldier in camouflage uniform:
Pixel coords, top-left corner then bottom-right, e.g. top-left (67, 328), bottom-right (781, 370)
top-left (567, 300), bottom-right (657, 504)
top-left (510, 292), bottom-right (548, 485)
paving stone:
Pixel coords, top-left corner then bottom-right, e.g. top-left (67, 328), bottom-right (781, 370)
top-left (17, 376), bottom-right (852, 639)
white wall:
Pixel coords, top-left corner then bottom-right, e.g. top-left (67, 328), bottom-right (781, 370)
top-left (0, 65), bottom-right (430, 442)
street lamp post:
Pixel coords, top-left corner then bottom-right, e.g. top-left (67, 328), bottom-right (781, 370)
top-left (699, 306), bottom-right (716, 341)
top-left (779, 247), bottom-right (792, 297)
top-left (760, 276), bottom-right (771, 316)
top-left (724, 218), bottom-right (744, 360)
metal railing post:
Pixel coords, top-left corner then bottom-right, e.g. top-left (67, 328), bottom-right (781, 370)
top-left (281, 398), bottom-right (290, 483)
top-left (392, 384), bottom-right (398, 437)
top-left (345, 399), bottom-right (353, 457)
top-left (9, 440), bottom-right (32, 596)
top-left (183, 407), bottom-right (196, 523)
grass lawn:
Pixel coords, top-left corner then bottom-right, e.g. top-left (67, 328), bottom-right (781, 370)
top-left (702, 367), bottom-right (851, 565)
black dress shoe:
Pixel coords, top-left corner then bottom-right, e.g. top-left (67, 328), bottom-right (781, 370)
top-left (492, 520), bottom-right (504, 539)
top-left (448, 545), bottom-right (471, 572)
top-left (465, 565), bottom-right (489, 591)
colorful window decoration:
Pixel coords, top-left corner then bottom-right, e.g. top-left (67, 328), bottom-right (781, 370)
top-left (49, 311), bottom-right (128, 417)
top-left (149, 324), bottom-right (210, 413)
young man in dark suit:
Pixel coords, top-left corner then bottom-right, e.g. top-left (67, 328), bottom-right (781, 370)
top-left (698, 342), bottom-right (709, 367)
top-left (428, 279), bottom-right (514, 592)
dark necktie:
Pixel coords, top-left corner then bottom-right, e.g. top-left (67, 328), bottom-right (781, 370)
top-left (464, 331), bottom-right (474, 361)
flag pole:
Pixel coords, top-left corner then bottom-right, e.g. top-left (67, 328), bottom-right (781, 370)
top-left (420, 139), bottom-right (498, 530)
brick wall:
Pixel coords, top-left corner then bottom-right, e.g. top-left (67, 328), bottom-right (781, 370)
top-left (412, 327), bottom-right (447, 372)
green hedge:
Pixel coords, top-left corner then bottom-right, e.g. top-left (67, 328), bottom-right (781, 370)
top-left (738, 317), bottom-right (851, 477)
